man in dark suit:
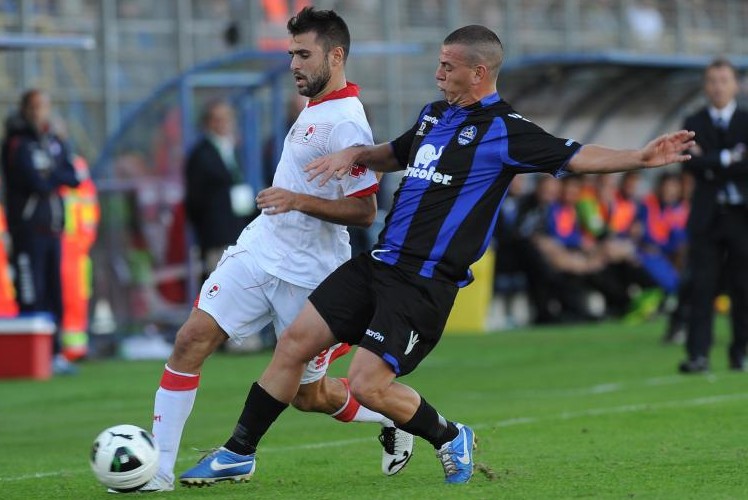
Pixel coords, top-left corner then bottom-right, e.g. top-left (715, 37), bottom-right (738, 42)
top-left (679, 58), bottom-right (748, 373)
top-left (184, 100), bottom-right (254, 279)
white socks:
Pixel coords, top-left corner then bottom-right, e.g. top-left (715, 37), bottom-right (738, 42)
top-left (151, 365), bottom-right (200, 483)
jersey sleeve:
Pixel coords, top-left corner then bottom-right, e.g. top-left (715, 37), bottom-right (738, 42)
top-left (503, 116), bottom-right (582, 177)
top-left (390, 104), bottom-right (430, 167)
top-left (328, 119), bottom-right (379, 198)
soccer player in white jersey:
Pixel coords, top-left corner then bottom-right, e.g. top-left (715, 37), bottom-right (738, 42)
top-left (125, 8), bottom-right (413, 493)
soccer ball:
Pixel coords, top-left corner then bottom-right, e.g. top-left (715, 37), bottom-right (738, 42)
top-left (89, 424), bottom-right (159, 492)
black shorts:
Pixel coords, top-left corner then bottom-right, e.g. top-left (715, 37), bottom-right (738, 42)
top-left (309, 253), bottom-right (458, 377)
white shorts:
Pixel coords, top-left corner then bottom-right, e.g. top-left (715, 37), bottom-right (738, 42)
top-left (196, 245), bottom-right (342, 384)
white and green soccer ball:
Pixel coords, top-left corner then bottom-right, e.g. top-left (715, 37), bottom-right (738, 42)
top-left (90, 424), bottom-right (159, 492)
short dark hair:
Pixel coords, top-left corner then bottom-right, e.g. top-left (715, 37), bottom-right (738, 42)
top-left (443, 25), bottom-right (504, 76)
top-left (287, 6), bottom-right (350, 61)
top-left (706, 57), bottom-right (738, 78)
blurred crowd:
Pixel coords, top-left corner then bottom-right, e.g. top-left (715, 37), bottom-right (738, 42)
top-left (491, 169), bottom-right (690, 328)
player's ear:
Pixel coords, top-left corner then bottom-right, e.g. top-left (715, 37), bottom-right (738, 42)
top-left (473, 64), bottom-right (487, 84)
top-left (330, 46), bottom-right (345, 67)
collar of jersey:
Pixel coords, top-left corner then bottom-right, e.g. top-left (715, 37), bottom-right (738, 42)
top-left (447, 92), bottom-right (501, 113)
top-left (308, 82), bottom-right (360, 107)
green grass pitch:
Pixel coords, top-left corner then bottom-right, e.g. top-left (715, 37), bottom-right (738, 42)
top-left (1, 318), bottom-right (747, 499)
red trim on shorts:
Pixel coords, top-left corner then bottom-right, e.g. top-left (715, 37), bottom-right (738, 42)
top-left (160, 367), bottom-right (200, 391)
top-left (333, 378), bottom-right (360, 423)
top-left (193, 293), bottom-right (200, 308)
top-left (307, 82), bottom-right (360, 107)
top-left (346, 183), bottom-right (379, 198)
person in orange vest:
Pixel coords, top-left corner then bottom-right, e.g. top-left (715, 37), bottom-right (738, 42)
top-left (624, 172), bottom-right (687, 324)
top-left (0, 200), bottom-right (18, 317)
top-left (58, 155), bottom-right (99, 361)
top-left (537, 175), bottom-right (610, 320)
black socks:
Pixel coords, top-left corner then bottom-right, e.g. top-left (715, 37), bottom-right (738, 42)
top-left (398, 397), bottom-right (459, 449)
top-left (224, 382), bottom-right (288, 455)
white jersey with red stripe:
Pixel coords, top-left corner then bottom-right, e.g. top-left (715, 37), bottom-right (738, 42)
top-left (236, 82), bottom-right (378, 289)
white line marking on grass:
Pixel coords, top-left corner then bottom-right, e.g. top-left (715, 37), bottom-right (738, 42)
top-left (480, 392), bottom-right (748, 431)
top-left (642, 375), bottom-right (684, 386)
top-left (548, 374), bottom-right (688, 397)
top-left (2, 392), bottom-right (747, 483)
top-left (0, 471), bottom-right (79, 481)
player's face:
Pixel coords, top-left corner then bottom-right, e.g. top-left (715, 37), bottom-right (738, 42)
top-left (435, 44), bottom-right (478, 106)
top-left (289, 31), bottom-right (332, 99)
top-left (704, 65), bottom-right (739, 109)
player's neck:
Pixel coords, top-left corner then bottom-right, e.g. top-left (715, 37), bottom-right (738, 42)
top-left (311, 74), bottom-right (348, 102)
top-left (452, 87), bottom-right (498, 108)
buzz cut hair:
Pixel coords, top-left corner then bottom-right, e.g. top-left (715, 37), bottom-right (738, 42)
top-left (287, 6), bottom-right (351, 61)
top-left (443, 25), bottom-right (504, 77)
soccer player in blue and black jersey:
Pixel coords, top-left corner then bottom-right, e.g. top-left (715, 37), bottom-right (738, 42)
top-left (200, 25), bottom-right (695, 485)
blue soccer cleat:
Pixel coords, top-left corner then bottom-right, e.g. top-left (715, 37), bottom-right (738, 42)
top-left (436, 423), bottom-right (476, 484)
top-left (179, 447), bottom-right (256, 487)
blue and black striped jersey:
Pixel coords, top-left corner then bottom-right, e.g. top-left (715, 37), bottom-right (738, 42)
top-left (373, 92), bottom-right (582, 286)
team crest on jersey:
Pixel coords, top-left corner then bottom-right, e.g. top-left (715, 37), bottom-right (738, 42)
top-left (302, 124), bottom-right (316, 143)
top-left (206, 283), bottom-right (220, 298)
top-left (458, 125), bottom-right (477, 146)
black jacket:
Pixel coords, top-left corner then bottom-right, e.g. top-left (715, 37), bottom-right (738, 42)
top-left (682, 107), bottom-right (748, 236)
top-left (1, 116), bottom-right (79, 235)
top-left (184, 137), bottom-right (247, 251)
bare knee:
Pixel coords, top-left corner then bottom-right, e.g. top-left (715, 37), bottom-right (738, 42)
top-left (168, 310), bottom-right (227, 373)
top-left (275, 325), bottom-right (316, 366)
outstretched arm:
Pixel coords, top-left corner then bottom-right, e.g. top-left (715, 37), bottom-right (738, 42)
top-left (568, 130), bottom-right (695, 174)
top-left (305, 143), bottom-right (401, 186)
top-left (256, 187), bottom-right (377, 227)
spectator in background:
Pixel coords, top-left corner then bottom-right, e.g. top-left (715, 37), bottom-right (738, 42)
top-left (491, 176), bottom-right (527, 326)
top-left (1, 89), bottom-right (80, 375)
top-left (52, 117), bottom-right (100, 361)
top-left (679, 58), bottom-right (748, 373)
top-left (515, 175), bottom-right (569, 323)
top-left (623, 172), bottom-right (687, 323)
top-left (532, 175), bottom-right (606, 321)
top-left (184, 100), bottom-right (254, 280)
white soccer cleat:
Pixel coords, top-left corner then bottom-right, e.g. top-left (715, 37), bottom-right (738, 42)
top-left (107, 474), bottom-right (174, 493)
top-left (378, 426), bottom-right (414, 476)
